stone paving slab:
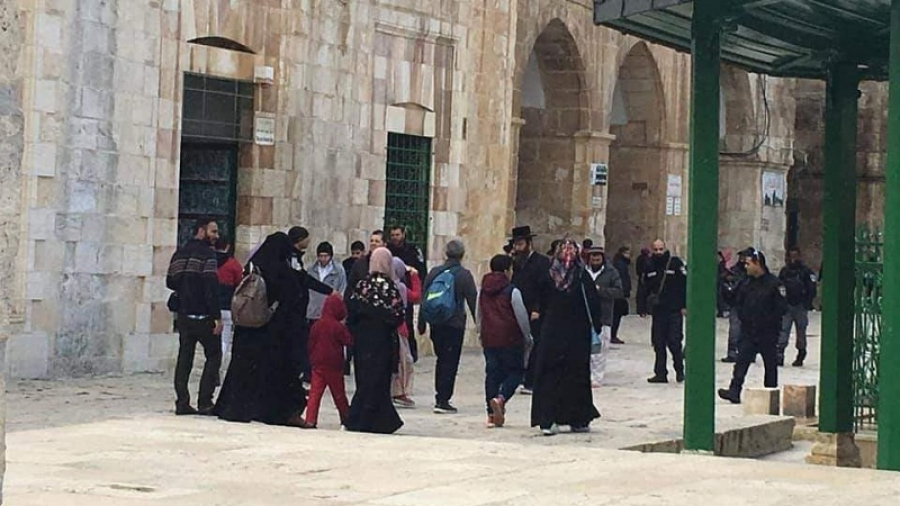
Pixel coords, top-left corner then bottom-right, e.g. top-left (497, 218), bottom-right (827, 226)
top-left (5, 315), bottom-right (823, 454)
top-left (5, 414), bottom-right (900, 506)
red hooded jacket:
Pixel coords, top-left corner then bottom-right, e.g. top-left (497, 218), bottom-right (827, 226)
top-left (308, 295), bottom-right (353, 371)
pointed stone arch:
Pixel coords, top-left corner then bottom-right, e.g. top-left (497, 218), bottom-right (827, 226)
top-left (605, 40), bottom-right (668, 255)
top-left (510, 18), bottom-right (590, 249)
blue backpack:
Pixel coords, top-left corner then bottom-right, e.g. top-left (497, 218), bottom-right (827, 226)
top-left (421, 266), bottom-right (462, 324)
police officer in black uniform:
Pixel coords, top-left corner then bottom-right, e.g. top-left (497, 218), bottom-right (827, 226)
top-left (641, 239), bottom-right (687, 384)
top-left (718, 248), bottom-right (788, 404)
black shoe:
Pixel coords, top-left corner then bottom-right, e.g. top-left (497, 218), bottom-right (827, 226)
top-left (777, 357), bottom-right (785, 367)
top-left (198, 405), bottom-right (215, 416)
top-left (610, 337), bottom-right (625, 345)
top-left (718, 389), bottom-right (741, 404)
top-left (647, 376), bottom-right (668, 384)
top-left (720, 356), bottom-right (737, 363)
top-left (175, 404), bottom-right (198, 416)
top-left (433, 403), bottom-right (458, 414)
top-left (676, 372), bottom-right (685, 383)
top-left (793, 350), bottom-right (807, 367)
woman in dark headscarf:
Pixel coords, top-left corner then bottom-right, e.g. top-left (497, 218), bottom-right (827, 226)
top-left (531, 239), bottom-right (603, 436)
top-left (344, 247), bottom-right (406, 434)
top-left (214, 232), bottom-right (311, 427)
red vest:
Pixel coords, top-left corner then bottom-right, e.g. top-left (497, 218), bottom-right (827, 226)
top-left (479, 275), bottom-right (523, 348)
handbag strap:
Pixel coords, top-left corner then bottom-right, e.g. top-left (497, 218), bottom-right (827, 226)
top-left (580, 273), bottom-right (595, 330)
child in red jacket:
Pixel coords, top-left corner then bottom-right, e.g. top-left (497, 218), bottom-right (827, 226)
top-left (304, 294), bottom-right (353, 428)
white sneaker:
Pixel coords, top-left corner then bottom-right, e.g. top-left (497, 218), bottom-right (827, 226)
top-left (519, 387), bottom-right (533, 395)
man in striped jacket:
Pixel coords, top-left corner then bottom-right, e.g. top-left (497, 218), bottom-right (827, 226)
top-left (166, 217), bottom-right (223, 415)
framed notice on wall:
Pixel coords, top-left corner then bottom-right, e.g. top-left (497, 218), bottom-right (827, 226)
top-left (762, 171), bottom-right (785, 207)
top-left (666, 174), bottom-right (682, 198)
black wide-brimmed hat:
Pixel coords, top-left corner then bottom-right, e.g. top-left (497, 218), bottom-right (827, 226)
top-left (510, 226), bottom-right (537, 240)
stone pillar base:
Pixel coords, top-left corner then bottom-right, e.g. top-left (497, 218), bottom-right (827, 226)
top-left (806, 432), bottom-right (863, 468)
top-left (782, 384), bottom-right (817, 418)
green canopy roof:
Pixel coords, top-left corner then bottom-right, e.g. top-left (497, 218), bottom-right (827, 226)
top-left (594, 0), bottom-right (891, 80)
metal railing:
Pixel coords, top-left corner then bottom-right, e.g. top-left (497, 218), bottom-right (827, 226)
top-left (854, 227), bottom-right (882, 432)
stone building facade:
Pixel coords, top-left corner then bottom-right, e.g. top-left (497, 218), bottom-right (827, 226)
top-left (3, 0), bottom-right (798, 379)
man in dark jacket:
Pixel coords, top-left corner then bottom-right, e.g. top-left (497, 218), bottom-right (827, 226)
top-left (388, 226), bottom-right (427, 361)
top-left (345, 230), bottom-right (387, 298)
top-left (166, 218), bottom-right (222, 415)
top-left (611, 246), bottom-right (632, 344)
top-left (476, 255), bottom-right (533, 428)
top-left (777, 247), bottom-right (817, 367)
top-left (641, 239), bottom-right (687, 384)
top-left (719, 248), bottom-right (788, 404)
top-left (586, 247), bottom-right (623, 385)
top-left (509, 226), bottom-right (552, 394)
top-left (418, 239), bottom-right (478, 414)
top-left (342, 241), bottom-right (365, 277)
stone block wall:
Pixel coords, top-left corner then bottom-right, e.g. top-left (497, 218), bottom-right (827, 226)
top-left (5, 0), bottom-right (800, 377)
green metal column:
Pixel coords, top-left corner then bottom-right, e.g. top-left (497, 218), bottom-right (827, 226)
top-left (819, 61), bottom-right (859, 435)
top-left (683, 0), bottom-right (723, 452)
top-left (878, 0), bottom-right (900, 472)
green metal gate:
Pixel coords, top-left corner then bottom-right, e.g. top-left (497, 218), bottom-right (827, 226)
top-left (854, 227), bottom-right (882, 432)
top-left (384, 133), bottom-right (432, 253)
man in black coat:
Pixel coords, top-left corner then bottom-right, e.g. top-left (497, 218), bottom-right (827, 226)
top-left (388, 226), bottom-right (427, 361)
top-left (509, 226), bottom-right (552, 394)
top-left (641, 239), bottom-right (687, 384)
top-left (719, 248), bottom-right (788, 404)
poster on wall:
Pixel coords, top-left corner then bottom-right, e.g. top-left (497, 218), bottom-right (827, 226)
top-left (762, 171), bottom-right (785, 207)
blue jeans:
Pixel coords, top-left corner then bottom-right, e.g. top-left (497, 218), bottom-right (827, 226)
top-left (483, 347), bottom-right (525, 414)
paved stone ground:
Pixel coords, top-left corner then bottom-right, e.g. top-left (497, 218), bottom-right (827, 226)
top-left (8, 313), bottom-right (870, 505)
top-left (6, 314), bottom-right (822, 448)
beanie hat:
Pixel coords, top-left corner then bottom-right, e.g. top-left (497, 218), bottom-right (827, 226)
top-left (316, 241), bottom-right (334, 257)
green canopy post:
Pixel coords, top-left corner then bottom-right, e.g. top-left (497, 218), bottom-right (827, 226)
top-left (683, 0), bottom-right (723, 453)
top-left (878, 0), bottom-right (900, 472)
top-left (819, 60), bottom-right (859, 436)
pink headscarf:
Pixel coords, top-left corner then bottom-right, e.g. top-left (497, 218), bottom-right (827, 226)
top-left (369, 247), bottom-right (393, 276)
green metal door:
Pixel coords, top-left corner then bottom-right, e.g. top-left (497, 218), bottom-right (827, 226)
top-left (177, 143), bottom-right (238, 246)
top-left (384, 133), bottom-right (432, 253)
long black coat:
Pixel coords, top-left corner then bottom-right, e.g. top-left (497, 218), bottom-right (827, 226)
top-left (531, 270), bottom-right (603, 428)
top-left (345, 275), bottom-right (405, 434)
top-left (215, 233), bottom-right (307, 426)
top-left (512, 251), bottom-right (552, 315)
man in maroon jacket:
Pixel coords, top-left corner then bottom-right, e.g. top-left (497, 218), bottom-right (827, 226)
top-left (477, 255), bottom-right (534, 428)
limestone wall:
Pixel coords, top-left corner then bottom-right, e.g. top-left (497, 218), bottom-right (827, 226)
top-left (6, 0), bottom-right (796, 377)
top-left (0, 0), bottom-right (25, 496)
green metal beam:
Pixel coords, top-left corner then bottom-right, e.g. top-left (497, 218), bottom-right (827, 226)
top-left (819, 59), bottom-right (859, 435)
top-left (683, 0), bottom-right (724, 453)
top-left (878, 0), bottom-right (900, 472)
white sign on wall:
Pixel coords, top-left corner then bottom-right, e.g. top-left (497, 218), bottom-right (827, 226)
top-left (762, 171), bottom-right (785, 207)
top-left (666, 174), bottom-right (683, 198)
top-left (254, 113), bottom-right (276, 146)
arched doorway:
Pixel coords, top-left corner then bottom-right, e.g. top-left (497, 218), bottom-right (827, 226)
top-left (513, 20), bottom-right (588, 251)
top-left (605, 42), bottom-right (666, 254)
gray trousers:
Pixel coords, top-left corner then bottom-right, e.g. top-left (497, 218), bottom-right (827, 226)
top-left (726, 311), bottom-right (741, 359)
top-left (778, 304), bottom-right (809, 358)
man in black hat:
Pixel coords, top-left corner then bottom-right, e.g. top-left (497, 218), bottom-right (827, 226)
top-left (509, 226), bottom-right (552, 395)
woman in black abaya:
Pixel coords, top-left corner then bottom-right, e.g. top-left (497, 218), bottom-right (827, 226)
top-left (531, 239), bottom-right (603, 436)
top-left (344, 247), bottom-right (405, 434)
top-left (214, 232), bottom-right (310, 427)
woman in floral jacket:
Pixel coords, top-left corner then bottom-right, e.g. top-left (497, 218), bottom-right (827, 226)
top-left (344, 247), bottom-right (406, 434)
